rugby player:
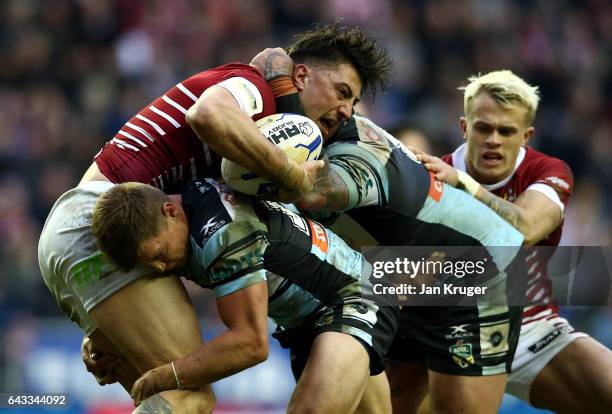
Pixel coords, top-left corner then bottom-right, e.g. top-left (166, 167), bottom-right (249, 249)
top-left (247, 49), bottom-right (528, 413)
top-left (419, 70), bottom-right (612, 414)
top-left (91, 179), bottom-right (398, 414)
top-left (38, 22), bottom-right (390, 412)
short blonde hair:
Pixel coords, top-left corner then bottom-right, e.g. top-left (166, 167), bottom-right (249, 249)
top-left (460, 70), bottom-right (540, 125)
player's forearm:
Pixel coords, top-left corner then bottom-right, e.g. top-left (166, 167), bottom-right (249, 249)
top-left (473, 188), bottom-right (537, 245)
top-left (173, 329), bottom-right (268, 389)
top-left (186, 101), bottom-right (304, 191)
top-left (296, 162), bottom-right (349, 212)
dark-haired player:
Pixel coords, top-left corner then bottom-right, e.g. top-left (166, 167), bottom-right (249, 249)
top-left (39, 21), bottom-right (391, 413)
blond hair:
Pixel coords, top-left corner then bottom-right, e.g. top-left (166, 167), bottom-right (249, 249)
top-left (460, 70), bottom-right (540, 124)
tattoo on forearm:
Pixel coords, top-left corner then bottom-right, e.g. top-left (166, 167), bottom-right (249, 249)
top-left (476, 190), bottom-right (521, 229)
top-left (133, 395), bottom-right (172, 414)
top-left (264, 52), bottom-right (290, 80)
top-left (312, 169), bottom-right (349, 211)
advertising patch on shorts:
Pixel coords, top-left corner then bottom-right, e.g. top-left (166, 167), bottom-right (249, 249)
top-left (480, 320), bottom-right (510, 358)
top-left (450, 339), bottom-right (475, 368)
top-left (528, 325), bottom-right (570, 354)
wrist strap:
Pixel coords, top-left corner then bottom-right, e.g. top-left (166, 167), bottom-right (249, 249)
top-left (456, 170), bottom-right (481, 196)
top-left (171, 361), bottom-right (182, 390)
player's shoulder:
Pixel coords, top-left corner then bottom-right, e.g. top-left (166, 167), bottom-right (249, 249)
top-left (187, 179), bottom-right (266, 242)
top-left (441, 153), bottom-right (453, 165)
top-left (515, 147), bottom-right (574, 194)
top-left (326, 115), bottom-right (399, 160)
top-left (519, 147), bottom-right (573, 184)
top-left (191, 62), bottom-right (262, 79)
top-left (183, 62), bottom-right (270, 93)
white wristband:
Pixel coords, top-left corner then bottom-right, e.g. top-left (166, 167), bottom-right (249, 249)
top-left (456, 170), bottom-right (481, 196)
top-left (171, 361), bottom-right (182, 390)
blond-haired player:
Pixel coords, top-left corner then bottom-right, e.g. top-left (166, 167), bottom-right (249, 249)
top-left (421, 70), bottom-right (612, 413)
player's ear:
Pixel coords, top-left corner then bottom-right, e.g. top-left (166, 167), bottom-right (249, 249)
top-left (459, 117), bottom-right (468, 139)
top-left (293, 64), bottom-right (308, 91)
top-left (523, 126), bottom-right (535, 145)
top-left (161, 202), bottom-right (177, 219)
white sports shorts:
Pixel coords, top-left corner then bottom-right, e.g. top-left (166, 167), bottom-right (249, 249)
top-left (38, 181), bottom-right (152, 335)
top-left (506, 314), bottom-right (588, 401)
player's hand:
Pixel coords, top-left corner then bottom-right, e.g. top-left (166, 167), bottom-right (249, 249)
top-left (419, 153), bottom-right (459, 187)
top-left (131, 363), bottom-right (175, 406)
top-left (249, 47), bottom-right (294, 80)
top-left (276, 160), bottom-right (325, 203)
top-left (81, 336), bottom-right (124, 386)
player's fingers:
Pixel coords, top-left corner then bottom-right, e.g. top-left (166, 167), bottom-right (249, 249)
top-left (98, 370), bottom-right (120, 386)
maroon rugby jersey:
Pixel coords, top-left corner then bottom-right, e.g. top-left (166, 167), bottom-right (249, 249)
top-left (95, 63), bottom-right (276, 193)
top-left (442, 144), bottom-right (573, 323)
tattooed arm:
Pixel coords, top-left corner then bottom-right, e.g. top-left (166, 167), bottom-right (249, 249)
top-left (250, 47), bottom-right (294, 80)
top-left (472, 187), bottom-right (561, 246)
top-left (295, 155), bottom-right (350, 212)
top-left (420, 153), bottom-right (562, 246)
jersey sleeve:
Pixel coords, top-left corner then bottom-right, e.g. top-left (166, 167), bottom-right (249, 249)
top-left (526, 156), bottom-right (573, 213)
top-left (191, 220), bottom-right (269, 298)
top-left (182, 64), bottom-right (276, 121)
top-left (326, 141), bottom-right (389, 210)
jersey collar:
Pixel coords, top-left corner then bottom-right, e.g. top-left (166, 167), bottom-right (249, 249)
top-left (452, 143), bottom-right (527, 191)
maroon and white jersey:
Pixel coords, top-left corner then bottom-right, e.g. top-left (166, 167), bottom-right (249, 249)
top-left (442, 144), bottom-right (573, 324)
top-left (95, 63), bottom-right (276, 193)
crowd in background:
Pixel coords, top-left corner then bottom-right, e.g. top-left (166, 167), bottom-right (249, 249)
top-left (1, 0), bottom-right (610, 398)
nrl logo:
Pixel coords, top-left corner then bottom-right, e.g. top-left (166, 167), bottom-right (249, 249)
top-left (450, 341), bottom-right (475, 368)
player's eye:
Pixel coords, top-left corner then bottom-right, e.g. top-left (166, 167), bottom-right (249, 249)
top-left (475, 124), bottom-right (492, 133)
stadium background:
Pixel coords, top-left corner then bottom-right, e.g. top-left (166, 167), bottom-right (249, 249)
top-left (0, 0), bottom-right (610, 413)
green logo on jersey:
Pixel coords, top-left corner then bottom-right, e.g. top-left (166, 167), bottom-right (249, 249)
top-left (71, 253), bottom-right (107, 288)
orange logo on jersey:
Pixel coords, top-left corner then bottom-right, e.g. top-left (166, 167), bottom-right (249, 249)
top-left (308, 220), bottom-right (329, 253)
top-left (428, 172), bottom-right (444, 202)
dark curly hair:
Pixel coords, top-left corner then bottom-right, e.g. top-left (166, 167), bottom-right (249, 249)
top-left (287, 20), bottom-right (391, 97)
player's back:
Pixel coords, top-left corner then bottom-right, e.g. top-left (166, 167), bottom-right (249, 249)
top-left (181, 179), bottom-right (369, 329)
top-left (95, 63), bottom-right (276, 193)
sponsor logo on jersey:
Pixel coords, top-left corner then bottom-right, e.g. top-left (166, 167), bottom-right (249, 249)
top-left (428, 172), bottom-right (444, 202)
top-left (194, 180), bottom-right (213, 194)
top-left (445, 324), bottom-right (473, 339)
top-left (528, 325), bottom-right (569, 354)
top-left (308, 220), bottom-right (329, 254)
top-left (200, 215), bottom-right (226, 240)
top-left (543, 176), bottom-right (570, 191)
top-left (450, 340), bottom-right (475, 368)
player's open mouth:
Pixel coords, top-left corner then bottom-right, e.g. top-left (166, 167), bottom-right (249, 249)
top-left (482, 151), bottom-right (503, 166)
top-left (319, 118), bottom-right (337, 136)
